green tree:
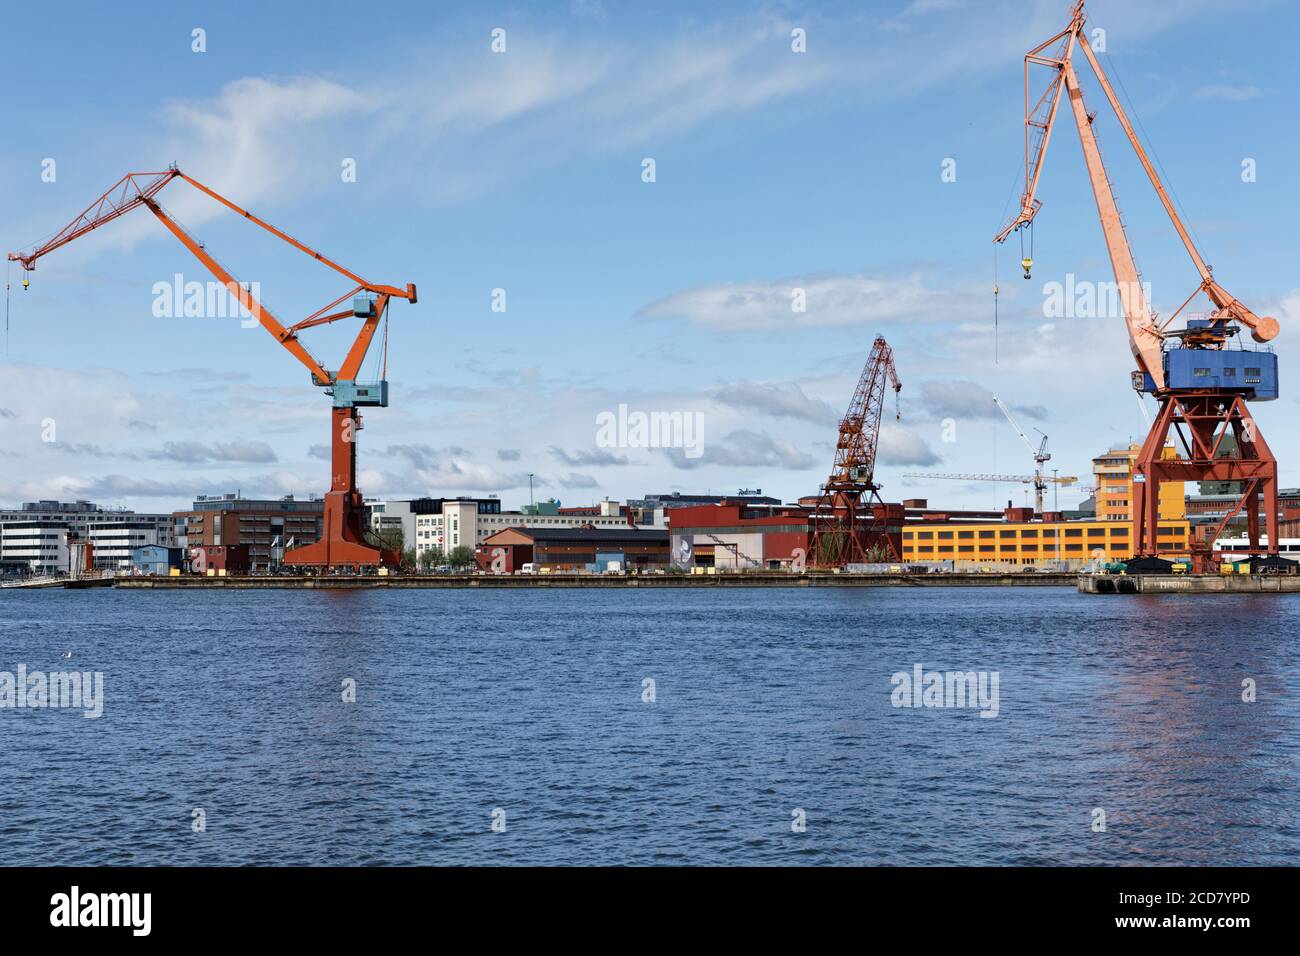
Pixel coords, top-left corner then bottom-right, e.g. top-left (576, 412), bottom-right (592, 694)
top-left (419, 547), bottom-right (445, 571)
top-left (448, 544), bottom-right (476, 570)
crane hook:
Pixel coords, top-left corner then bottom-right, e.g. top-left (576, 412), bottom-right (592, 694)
top-left (1021, 257), bottom-right (1033, 280)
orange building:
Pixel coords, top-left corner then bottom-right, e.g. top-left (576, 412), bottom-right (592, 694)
top-left (1092, 443), bottom-right (1184, 522)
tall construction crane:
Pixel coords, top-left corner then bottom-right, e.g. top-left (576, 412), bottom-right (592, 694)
top-left (8, 166), bottom-right (417, 570)
top-left (992, 395), bottom-right (1052, 513)
top-left (994, 1), bottom-right (1280, 570)
top-left (810, 335), bottom-right (902, 566)
top-left (903, 472), bottom-right (1078, 493)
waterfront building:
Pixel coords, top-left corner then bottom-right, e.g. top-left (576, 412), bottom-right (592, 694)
top-left (477, 527), bottom-right (669, 572)
top-left (130, 545), bottom-right (184, 576)
top-left (666, 501), bottom-right (813, 570)
top-left (900, 512), bottom-right (1190, 568)
top-left (1092, 443), bottom-right (1185, 522)
top-left (373, 497), bottom-right (663, 560)
top-left (174, 494), bottom-right (323, 570)
top-left (0, 499), bottom-right (172, 573)
top-left (0, 521), bottom-right (70, 574)
top-left (89, 517), bottom-right (176, 570)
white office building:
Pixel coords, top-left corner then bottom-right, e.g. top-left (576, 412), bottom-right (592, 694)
top-left (89, 517), bottom-right (177, 570)
top-left (0, 500), bottom-right (174, 574)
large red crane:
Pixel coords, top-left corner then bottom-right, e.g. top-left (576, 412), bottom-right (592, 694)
top-left (996, 1), bottom-right (1281, 571)
top-left (810, 335), bottom-right (902, 567)
top-left (8, 165), bottom-right (417, 570)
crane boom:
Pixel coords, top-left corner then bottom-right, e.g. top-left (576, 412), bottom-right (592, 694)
top-left (904, 472), bottom-right (1077, 486)
top-left (993, 1), bottom-right (1278, 389)
top-left (992, 396), bottom-right (1045, 462)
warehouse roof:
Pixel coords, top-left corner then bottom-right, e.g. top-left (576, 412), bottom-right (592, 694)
top-left (483, 527), bottom-right (668, 544)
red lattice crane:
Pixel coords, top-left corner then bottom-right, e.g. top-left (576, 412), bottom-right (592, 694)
top-left (8, 165), bottom-right (417, 570)
top-left (996, 1), bottom-right (1281, 571)
top-left (810, 335), bottom-right (902, 567)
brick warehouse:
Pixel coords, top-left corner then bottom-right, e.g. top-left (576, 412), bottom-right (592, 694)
top-left (477, 527), bottom-right (669, 572)
top-left (669, 502), bottom-right (818, 570)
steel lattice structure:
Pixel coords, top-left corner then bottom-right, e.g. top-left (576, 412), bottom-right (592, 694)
top-left (810, 335), bottom-right (902, 567)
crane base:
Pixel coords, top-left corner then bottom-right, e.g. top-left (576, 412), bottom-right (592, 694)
top-left (283, 487), bottom-right (399, 570)
top-left (284, 538), bottom-right (398, 570)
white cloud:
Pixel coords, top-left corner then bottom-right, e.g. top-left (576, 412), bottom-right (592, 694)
top-left (1193, 84), bottom-right (1264, 101)
top-left (712, 380), bottom-right (837, 424)
top-left (877, 424), bottom-right (942, 467)
top-left (639, 272), bottom-right (978, 331)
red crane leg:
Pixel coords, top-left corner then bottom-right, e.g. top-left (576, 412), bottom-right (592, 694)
top-left (285, 407), bottom-right (398, 569)
top-left (1133, 390), bottom-right (1278, 572)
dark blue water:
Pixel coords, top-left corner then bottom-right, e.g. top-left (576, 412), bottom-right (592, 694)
top-left (1, 587), bottom-right (1297, 865)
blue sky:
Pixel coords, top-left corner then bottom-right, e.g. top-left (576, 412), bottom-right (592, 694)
top-left (1, 0), bottom-right (1297, 514)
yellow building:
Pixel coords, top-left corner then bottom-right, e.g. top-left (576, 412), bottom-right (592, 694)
top-left (1092, 443), bottom-right (1184, 522)
top-left (901, 518), bottom-right (1190, 567)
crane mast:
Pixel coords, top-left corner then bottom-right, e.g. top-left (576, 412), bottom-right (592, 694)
top-left (9, 165), bottom-right (418, 570)
top-left (994, 1), bottom-right (1281, 570)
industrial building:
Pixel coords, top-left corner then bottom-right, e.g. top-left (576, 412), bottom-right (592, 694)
top-left (130, 545), bottom-right (184, 576)
top-left (370, 496), bottom-right (668, 561)
top-left (1092, 443), bottom-right (1184, 522)
top-left (174, 494), bottom-right (323, 570)
top-left (89, 517), bottom-right (176, 571)
top-left (668, 501), bottom-right (813, 570)
top-left (477, 527), bottom-right (669, 573)
top-left (188, 544), bottom-right (252, 575)
top-left (901, 513), bottom-right (1190, 568)
top-left (0, 500), bottom-right (173, 574)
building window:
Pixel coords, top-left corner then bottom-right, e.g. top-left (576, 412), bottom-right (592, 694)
top-left (958, 531), bottom-right (974, 539)
top-left (958, 545), bottom-right (974, 553)
top-left (999, 530), bottom-right (1016, 538)
top-left (978, 530), bottom-right (994, 539)
top-left (1021, 529), bottom-right (1038, 538)
top-left (1193, 367), bottom-right (1211, 377)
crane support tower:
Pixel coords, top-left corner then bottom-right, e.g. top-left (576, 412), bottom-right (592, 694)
top-left (810, 335), bottom-right (902, 567)
top-left (8, 166), bottom-right (418, 570)
top-left (994, 2), bottom-right (1281, 572)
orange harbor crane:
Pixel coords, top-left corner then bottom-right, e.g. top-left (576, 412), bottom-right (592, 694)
top-left (8, 165), bottom-right (417, 570)
top-left (809, 334), bottom-right (902, 567)
top-left (996, 1), bottom-right (1281, 572)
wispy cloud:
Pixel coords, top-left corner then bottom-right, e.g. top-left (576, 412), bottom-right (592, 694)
top-left (638, 272), bottom-right (977, 331)
top-left (915, 380), bottom-right (1047, 422)
top-left (549, 446), bottom-right (629, 466)
top-left (712, 380), bottom-right (837, 425)
top-left (1193, 84), bottom-right (1264, 101)
top-left (666, 429), bottom-right (814, 471)
top-left (148, 440), bottom-right (278, 464)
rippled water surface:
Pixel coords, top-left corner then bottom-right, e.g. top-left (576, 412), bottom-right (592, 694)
top-left (1, 586), bottom-right (1298, 865)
